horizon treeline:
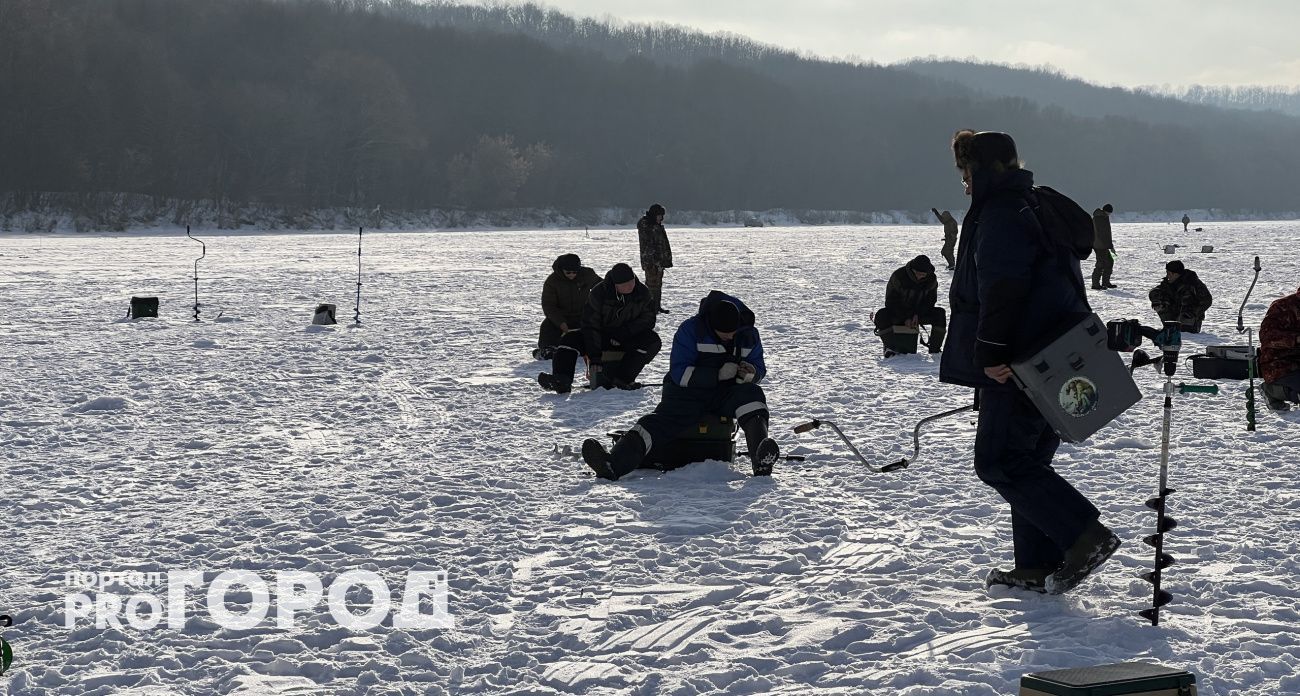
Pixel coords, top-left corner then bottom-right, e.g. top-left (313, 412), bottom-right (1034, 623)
top-left (2, 0), bottom-right (1299, 215)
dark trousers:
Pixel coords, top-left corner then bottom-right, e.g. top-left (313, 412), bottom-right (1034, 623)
top-left (874, 306), bottom-right (946, 352)
top-left (538, 320), bottom-right (566, 349)
top-left (974, 389), bottom-right (1099, 570)
top-left (616, 382), bottom-right (768, 478)
top-left (1264, 372), bottom-right (1300, 403)
top-left (644, 267), bottom-right (665, 309)
top-left (1091, 251), bottom-right (1114, 287)
top-left (1154, 307), bottom-right (1204, 334)
top-left (941, 238), bottom-right (956, 269)
top-left (551, 330), bottom-right (661, 387)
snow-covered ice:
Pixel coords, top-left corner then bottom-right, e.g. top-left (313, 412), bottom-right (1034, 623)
top-left (1, 221), bottom-right (1298, 694)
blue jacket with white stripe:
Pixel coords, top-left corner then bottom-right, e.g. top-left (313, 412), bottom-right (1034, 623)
top-left (664, 291), bottom-right (766, 396)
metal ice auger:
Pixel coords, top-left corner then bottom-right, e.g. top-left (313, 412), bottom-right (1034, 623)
top-left (186, 225), bottom-right (205, 321)
top-left (1128, 340), bottom-right (1185, 627)
top-left (354, 226), bottom-right (363, 325)
top-left (1236, 256), bottom-right (1262, 431)
top-left (794, 392), bottom-right (977, 473)
top-left (1, 613), bottom-right (13, 676)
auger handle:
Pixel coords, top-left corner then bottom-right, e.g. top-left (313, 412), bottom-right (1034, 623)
top-left (793, 420), bottom-right (821, 434)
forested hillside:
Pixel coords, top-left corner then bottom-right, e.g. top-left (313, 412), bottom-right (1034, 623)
top-left (2, 0), bottom-right (1297, 221)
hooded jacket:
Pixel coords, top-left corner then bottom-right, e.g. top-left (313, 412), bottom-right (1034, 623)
top-left (637, 215), bottom-right (673, 270)
top-left (1260, 288), bottom-right (1300, 383)
top-left (542, 255), bottom-right (601, 329)
top-left (664, 291), bottom-right (765, 397)
top-left (1092, 208), bottom-right (1113, 250)
top-left (1149, 270), bottom-right (1212, 327)
top-left (940, 167), bottom-right (1090, 389)
top-left (885, 265), bottom-right (938, 317)
top-left (935, 210), bottom-right (958, 242)
top-left (581, 266), bottom-right (658, 361)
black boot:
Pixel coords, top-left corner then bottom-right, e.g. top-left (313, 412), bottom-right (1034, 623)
top-left (538, 372), bottom-right (571, 394)
top-left (1044, 519), bottom-right (1121, 595)
top-left (985, 567), bottom-right (1049, 593)
top-left (550, 346), bottom-right (580, 389)
top-left (582, 428), bottom-right (647, 480)
top-left (1262, 382), bottom-right (1293, 411)
top-left (740, 413), bottom-right (778, 476)
top-left (581, 438), bottom-right (616, 479)
top-left (927, 327), bottom-right (945, 354)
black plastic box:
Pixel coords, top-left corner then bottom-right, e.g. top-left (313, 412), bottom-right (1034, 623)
top-left (1189, 354), bottom-right (1256, 380)
top-left (1020, 662), bottom-right (1196, 696)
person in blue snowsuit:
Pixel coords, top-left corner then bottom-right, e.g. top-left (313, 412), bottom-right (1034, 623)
top-left (582, 291), bottom-right (780, 479)
top-left (943, 129), bottom-right (1119, 595)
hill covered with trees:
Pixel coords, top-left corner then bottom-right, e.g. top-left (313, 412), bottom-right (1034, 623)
top-left (2, 0), bottom-right (1297, 227)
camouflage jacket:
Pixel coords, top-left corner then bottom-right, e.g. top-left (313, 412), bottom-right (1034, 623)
top-left (637, 216), bottom-right (673, 270)
top-left (1260, 289), bottom-right (1300, 383)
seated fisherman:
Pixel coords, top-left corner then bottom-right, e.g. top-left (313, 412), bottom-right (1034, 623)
top-left (538, 262), bottom-right (660, 393)
top-left (1149, 260), bottom-right (1213, 333)
top-left (874, 255), bottom-right (946, 356)
top-left (534, 253), bottom-right (600, 360)
top-left (580, 291), bottom-right (779, 479)
top-left (1260, 283), bottom-right (1300, 410)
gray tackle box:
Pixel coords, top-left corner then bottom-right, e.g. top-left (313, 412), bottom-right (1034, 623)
top-left (1010, 313), bottom-right (1142, 443)
top-left (1020, 661), bottom-right (1196, 695)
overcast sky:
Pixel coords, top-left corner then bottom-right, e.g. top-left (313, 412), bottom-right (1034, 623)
top-left (518, 0), bottom-right (1299, 88)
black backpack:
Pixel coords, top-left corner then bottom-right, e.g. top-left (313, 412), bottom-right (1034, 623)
top-left (1026, 186), bottom-right (1095, 262)
top-left (1017, 185), bottom-right (1095, 311)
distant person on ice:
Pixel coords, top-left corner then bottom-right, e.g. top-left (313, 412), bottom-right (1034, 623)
top-left (638, 203), bottom-right (672, 314)
top-left (932, 208), bottom-right (959, 270)
top-left (1149, 260), bottom-right (1213, 333)
top-left (537, 263), bottom-right (660, 393)
top-left (1181, 213), bottom-right (1191, 232)
top-left (1091, 203), bottom-right (1116, 290)
top-left (943, 128), bottom-right (1120, 595)
top-left (581, 291), bottom-right (780, 480)
top-left (874, 255), bottom-right (945, 356)
top-left (1259, 283), bottom-right (1300, 411)
top-left (533, 253), bottom-right (600, 361)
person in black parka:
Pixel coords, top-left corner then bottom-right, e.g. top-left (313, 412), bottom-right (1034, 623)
top-left (1091, 203), bottom-right (1116, 290)
top-left (1149, 260), bottom-right (1213, 333)
top-left (638, 203), bottom-right (673, 313)
top-left (932, 207), bottom-right (959, 270)
top-left (875, 255), bottom-right (946, 355)
top-left (534, 253), bottom-right (601, 360)
top-left (538, 263), bottom-right (660, 393)
top-left (942, 129), bottom-right (1120, 595)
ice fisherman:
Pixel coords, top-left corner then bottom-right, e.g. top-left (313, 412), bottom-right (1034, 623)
top-left (874, 255), bottom-right (946, 356)
top-left (580, 291), bottom-right (780, 480)
top-left (1149, 260), bottom-right (1213, 333)
top-left (637, 203), bottom-right (672, 314)
top-left (1260, 283), bottom-right (1300, 411)
top-left (942, 128), bottom-right (1120, 595)
top-left (537, 262), bottom-right (660, 393)
top-left (1091, 203), bottom-right (1116, 290)
top-left (533, 253), bottom-right (601, 361)
top-left (932, 207), bottom-right (959, 270)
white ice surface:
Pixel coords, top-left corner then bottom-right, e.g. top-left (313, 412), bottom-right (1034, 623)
top-left (1, 221), bottom-right (1298, 695)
